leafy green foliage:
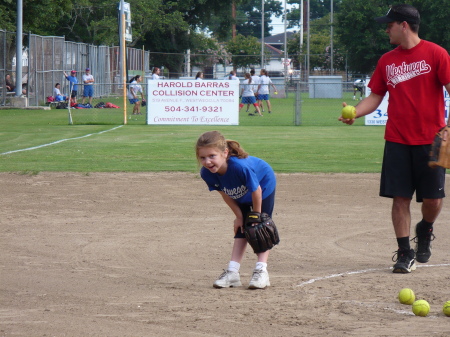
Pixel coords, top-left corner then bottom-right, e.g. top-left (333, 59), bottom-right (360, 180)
top-left (236, 0), bottom-right (283, 38)
top-left (287, 14), bottom-right (346, 71)
top-left (336, 0), bottom-right (450, 75)
top-left (226, 34), bottom-right (262, 70)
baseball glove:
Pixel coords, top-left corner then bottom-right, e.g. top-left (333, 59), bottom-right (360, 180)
top-left (141, 100), bottom-right (147, 107)
top-left (429, 126), bottom-right (450, 169)
top-left (244, 212), bottom-right (280, 254)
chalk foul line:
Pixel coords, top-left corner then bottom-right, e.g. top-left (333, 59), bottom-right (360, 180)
top-left (296, 263), bottom-right (450, 287)
top-left (1, 125), bottom-right (123, 155)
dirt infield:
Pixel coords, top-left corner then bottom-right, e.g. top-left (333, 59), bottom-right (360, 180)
top-left (1, 172), bottom-right (449, 336)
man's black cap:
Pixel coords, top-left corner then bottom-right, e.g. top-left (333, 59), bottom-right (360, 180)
top-left (375, 4), bottom-right (420, 24)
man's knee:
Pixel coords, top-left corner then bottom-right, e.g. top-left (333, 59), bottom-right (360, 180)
top-left (423, 198), bottom-right (443, 209)
top-left (393, 196), bottom-right (412, 209)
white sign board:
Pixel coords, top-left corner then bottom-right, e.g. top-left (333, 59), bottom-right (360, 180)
top-left (146, 80), bottom-right (240, 125)
top-left (118, 2), bottom-right (132, 42)
top-left (364, 82), bottom-right (449, 125)
top-left (364, 81), bottom-right (389, 125)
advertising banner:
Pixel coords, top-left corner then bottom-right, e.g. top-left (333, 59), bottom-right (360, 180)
top-left (146, 80), bottom-right (240, 125)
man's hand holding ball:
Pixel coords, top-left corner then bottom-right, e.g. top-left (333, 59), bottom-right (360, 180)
top-left (339, 102), bottom-right (357, 125)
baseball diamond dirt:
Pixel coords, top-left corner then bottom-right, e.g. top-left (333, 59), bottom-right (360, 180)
top-left (1, 172), bottom-right (449, 336)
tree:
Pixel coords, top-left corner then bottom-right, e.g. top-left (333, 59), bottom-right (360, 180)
top-left (286, 0), bottom-right (343, 28)
top-left (225, 34), bottom-right (262, 70)
top-left (336, 0), bottom-right (450, 75)
top-left (235, 0), bottom-right (283, 38)
top-left (287, 14), bottom-right (345, 71)
top-left (0, 0), bottom-right (73, 35)
top-left (190, 35), bottom-right (232, 69)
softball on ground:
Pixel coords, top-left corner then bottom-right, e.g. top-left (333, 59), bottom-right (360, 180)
top-left (443, 301), bottom-right (450, 317)
top-left (398, 288), bottom-right (415, 305)
top-left (341, 105), bottom-right (356, 119)
top-left (412, 300), bottom-right (430, 317)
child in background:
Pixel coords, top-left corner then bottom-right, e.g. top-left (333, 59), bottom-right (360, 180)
top-left (240, 73), bottom-right (263, 116)
top-left (256, 69), bottom-right (277, 114)
top-left (128, 75), bottom-right (145, 115)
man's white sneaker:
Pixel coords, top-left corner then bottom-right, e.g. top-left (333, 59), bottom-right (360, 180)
top-left (213, 270), bottom-right (242, 288)
top-left (248, 269), bottom-right (270, 289)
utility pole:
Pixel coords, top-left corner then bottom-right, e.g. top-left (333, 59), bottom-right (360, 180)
top-left (330, 0), bottom-right (334, 74)
top-left (261, 0), bottom-right (265, 68)
top-left (307, 0), bottom-right (310, 79)
top-left (232, 1), bottom-right (236, 40)
top-left (16, 0), bottom-right (23, 97)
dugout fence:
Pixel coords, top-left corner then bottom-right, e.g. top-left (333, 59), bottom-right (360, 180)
top-left (1, 29), bottom-right (150, 107)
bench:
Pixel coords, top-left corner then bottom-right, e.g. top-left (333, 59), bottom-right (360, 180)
top-left (1, 91), bottom-right (16, 106)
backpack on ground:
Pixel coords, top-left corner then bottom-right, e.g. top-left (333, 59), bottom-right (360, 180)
top-left (56, 102), bottom-right (68, 109)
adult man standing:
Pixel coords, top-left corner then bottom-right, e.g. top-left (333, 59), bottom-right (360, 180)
top-left (82, 68), bottom-right (94, 105)
top-left (339, 4), bottom-right (450, 273)
top-left (64, 70), bottom-right (79, 104)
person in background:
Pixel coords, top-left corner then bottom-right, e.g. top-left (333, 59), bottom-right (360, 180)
top-left (248, 68), bottom-right (260, 114)
top-left (128, 75), bottom-right (145, 115)
top-left (353, 79), bottom-right (365, 100)
top-left (224, 70), bottom-right (238, 80)
top-left (240, 73), bottom-right (263, 116)
top-left (152, 67), bottom-right (161, 80)
top-left (256, 69), bottom-right (277, 114)
top-left (53, 83), bottom-right (67, 102)
top-left (5, 74), bottom-right (15, 92)
top-left (63, 70), bottom-right (78, 104)
top-left (338, 4), bottom-right (450, 273)
top-left (195, 72), bottom-right (204, 80)
top-left (81, 68), bottom-right (94, 105)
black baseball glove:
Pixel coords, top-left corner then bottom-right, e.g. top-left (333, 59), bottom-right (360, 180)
top-left (244, 212), bottom-right (280, 254)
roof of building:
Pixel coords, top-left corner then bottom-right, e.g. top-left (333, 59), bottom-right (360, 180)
top-left (259, 32), bottom-right (296, 45)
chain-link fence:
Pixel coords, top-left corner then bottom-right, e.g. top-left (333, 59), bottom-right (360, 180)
top-left (1, 29), bottom-right (150, 106)
top-left (2, 29), bottom-right (365, 126)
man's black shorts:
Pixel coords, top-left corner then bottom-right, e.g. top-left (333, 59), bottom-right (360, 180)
top-left (380, 141), bottom-right (445, 202)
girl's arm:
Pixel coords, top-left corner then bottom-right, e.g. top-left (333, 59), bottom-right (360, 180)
top-left (130, 87), bottom-right (136, 98)
top-left (218, 191), bottom-right (244, 234)
top-left (251, 186), bottom-right (262, 213)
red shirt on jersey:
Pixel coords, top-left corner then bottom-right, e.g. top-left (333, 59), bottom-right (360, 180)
top-left (369, 40), bottom-right (450, 145)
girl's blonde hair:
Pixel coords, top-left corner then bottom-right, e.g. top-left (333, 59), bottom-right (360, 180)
top-left (196, 131), bottom-right (248, 161)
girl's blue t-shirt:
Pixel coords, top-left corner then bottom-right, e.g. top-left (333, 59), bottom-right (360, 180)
top-left (200, 156), bottom-right (276, 204)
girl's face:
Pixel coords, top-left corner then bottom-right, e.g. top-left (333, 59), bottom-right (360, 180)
top-left (198, 146), bottom-right (228, 175)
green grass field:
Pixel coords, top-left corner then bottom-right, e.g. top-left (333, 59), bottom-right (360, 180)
top-left (0, 94), bottom-right (385, 173)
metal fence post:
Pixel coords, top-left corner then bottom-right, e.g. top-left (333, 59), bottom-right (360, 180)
top-left (294, 82), bottom-right (302, 126)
